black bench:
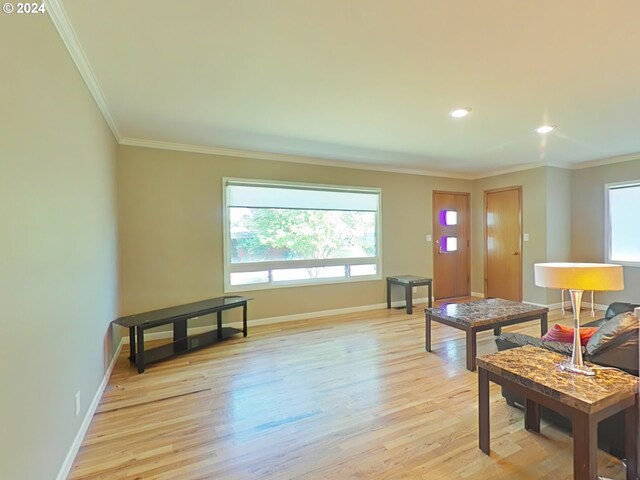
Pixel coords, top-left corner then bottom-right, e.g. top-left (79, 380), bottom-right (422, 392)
top-left (113, 296), bottom-right (251, 373)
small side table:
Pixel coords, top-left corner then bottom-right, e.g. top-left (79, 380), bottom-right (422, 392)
top-left (477, 345), bottom-right (639, 480)
top-left (386, 275), bottom-right (432, 314)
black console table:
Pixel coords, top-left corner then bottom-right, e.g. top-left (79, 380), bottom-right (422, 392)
top-left (113, 296), bottom-right (251, 373)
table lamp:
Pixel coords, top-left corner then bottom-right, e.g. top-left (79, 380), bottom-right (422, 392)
top-left (534, 262), bottom-right (624, 376)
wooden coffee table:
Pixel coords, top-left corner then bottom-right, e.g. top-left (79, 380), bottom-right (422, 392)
top-left (425, 298), bottom-right (548, 371)
top-left (477, 346), bottom-right (639, 480)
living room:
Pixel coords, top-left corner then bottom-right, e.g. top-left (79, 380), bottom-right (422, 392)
top-left (2, 2), bottom-right (639, 479)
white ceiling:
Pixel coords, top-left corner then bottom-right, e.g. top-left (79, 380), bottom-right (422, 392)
top-left (54, 0), bottom-right (640, 177)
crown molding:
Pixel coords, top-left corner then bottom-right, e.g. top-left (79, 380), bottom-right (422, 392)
top-left (470, 162), bottom-right (548, 179)
top-left (570, 151), bottom-right (640, 170)
top-left (470, 151), bottom-right (640, 179)
top-left (119, 137), bottom-right (475, 180)
top-left (44, 0), bottom-right (121, 142)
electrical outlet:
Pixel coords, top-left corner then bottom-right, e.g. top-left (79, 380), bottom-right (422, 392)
top-left (75, 391), bottom-right (81, 417)
top-left (523, 233), bottom-right (530, 241)
top-left (426, 234), bottom-right (432, 242)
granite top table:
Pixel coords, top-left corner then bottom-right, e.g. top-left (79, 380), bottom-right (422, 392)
top-left (425, 298), bottom-right (548, 371)
top-left (477, 345), bottom-right (639, 479)
top-left (386, 275), bottom-right (433, 314)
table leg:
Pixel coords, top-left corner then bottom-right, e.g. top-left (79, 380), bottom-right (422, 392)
top-left (493, 326), bottom-right (502, 336)
top-left (524, 398), bottom-right (540, 433)
top-left (242, 303), bottom-right (248, 337)
top-left (425, 313), bottom-right (431, 351)
top-left (128, 327), bottom-right (136, 362)
top-left (572, 411), bottom-right (598, 480)
top-left (466, 329), bottom-right (477, 371)
top-left (428, 281), bottom-right (432, 308)
top-left (217, 311), bottom-right (223, 339)
top-left (386, 279), bottom-right (392, 309)
top-left (625, 397), bottom-right (638, 480)
top-left (174, 319), bottom-right (188, 351)
top-left (406, 285), bottom-right (413, 314)
top-left (478, 367), bottom-right (490, 455)
top-left (541, 312), bottom-right (548, 336)
top-left (136, 327), bottom-right (145, 374)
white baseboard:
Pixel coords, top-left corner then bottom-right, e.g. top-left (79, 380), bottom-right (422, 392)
top-left (56, 338), bottom-right (125, 480)
top-left (524, 301), bottom-right (607, 312)
top-left (546, 302), bottom-right (563, 310)
top-left (523, 301), bottom-right (550, 308)
top-left (253, 296), bottom-right (431, 326)
top-left (471, 292), bottom-right (484, 298)
top-left (120, 297), bottom-right (433, 344)
top-left (556, 302), bottom-right (608, 312)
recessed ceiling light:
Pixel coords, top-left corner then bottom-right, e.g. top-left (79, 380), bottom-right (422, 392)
top-left (450, 107), bottom-right (471, 118)
top-left (535, 125), bottom-right (556, 134)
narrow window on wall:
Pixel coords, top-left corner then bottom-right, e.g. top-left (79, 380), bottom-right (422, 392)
top-left (223, 178), bottom-right (381, 291)
top-left (605, 181), bottom-right (640, 266)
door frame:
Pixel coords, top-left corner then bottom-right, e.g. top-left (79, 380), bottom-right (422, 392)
top-left (432, 190), bottom-right (471, 300)
top-left (483, 186), bottom-right (522, 301)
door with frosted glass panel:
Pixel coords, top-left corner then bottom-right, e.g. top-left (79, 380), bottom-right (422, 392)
top-left (432, 191), bottom-right (470, 300)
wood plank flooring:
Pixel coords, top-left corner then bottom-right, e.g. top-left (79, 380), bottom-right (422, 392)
top-left (69, 299), bottom-right (628, 479)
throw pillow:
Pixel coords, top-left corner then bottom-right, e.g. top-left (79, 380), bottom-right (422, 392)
top-left (542, 324), bottom-right (598, 346)
top-left (586, 311), bottom-right (639, 356)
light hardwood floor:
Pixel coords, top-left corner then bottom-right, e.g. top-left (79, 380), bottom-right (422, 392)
top-left (69, 299), bottom-right (628, 479)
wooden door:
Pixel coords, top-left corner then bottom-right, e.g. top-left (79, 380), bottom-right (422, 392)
top-left (432, 191), bottom-right (470, 300)
top-left (484, 187), bottom-right (522, 301)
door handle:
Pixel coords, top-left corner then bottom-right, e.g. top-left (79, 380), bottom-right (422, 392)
top-left (513, 252), bottom-right (519, 255)
top-left (435, 239), bottom-right (442, 254)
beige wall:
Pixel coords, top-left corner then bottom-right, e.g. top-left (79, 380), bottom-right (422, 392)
top-left (471, 167), bottom-right (550, 305)
top-left (571, 158), bottom-right (640, 304)
top-left (117, 146), bottom-right (471, 319)
top-left (545, 167), bottom-right (572, 303)
top-left (125, 149), bottom-right (639, 315)
top-left (0, 15), bottom-right (118, 480)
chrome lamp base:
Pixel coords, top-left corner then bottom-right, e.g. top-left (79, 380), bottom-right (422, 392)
top-left (561, 289), bottom-right (597, 377)
top-left (559, 360), bottom-right (596, 376)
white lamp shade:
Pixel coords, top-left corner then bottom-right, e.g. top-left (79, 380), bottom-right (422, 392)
top-left (534, 263), bottom-right (624, 291)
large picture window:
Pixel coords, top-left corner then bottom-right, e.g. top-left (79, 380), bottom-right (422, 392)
top-left (605, 180), bottom-right (640, 266)
top-left (223, 178), bottom-right (381, 291)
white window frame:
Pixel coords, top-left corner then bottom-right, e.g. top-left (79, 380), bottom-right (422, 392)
top-left (604, 179), bottom-right (640, 267)
top-left (223, 178), bottom-right (382, 292)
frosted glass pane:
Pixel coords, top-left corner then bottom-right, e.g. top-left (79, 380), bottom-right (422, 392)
top-left (445, 236), bottom-right (458, 252)
top-left (230, 271), bottom-right (269, 286)
top-left (445, 210), bottom-right (458, 225)
top-left (350, 264), bottom-right (377, 276)
top-left (272, 266), bottom-right (346, 282)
